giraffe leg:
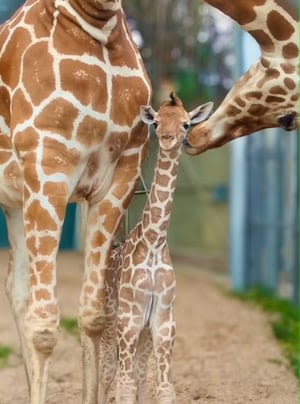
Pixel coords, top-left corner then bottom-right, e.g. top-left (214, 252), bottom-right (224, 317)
top-left (152, 309), bottom-right (176, 404)
top-left (78, 155), bottom-right (145, 404)
top-left (4, 207), bottom-right (31, 390)
top-left (134, 327), bottom-right (153, 403)
top-left (115, 316), bottom-right (141, 404)
top-left (98, 320), bottom-right (117, 404)
top-left (21, 165), bottom-right (70, 404)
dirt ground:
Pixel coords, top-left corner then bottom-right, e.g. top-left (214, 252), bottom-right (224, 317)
top-left (0, 251), bottom-right (297, 403)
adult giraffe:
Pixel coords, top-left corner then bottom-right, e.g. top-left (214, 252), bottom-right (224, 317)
top-left (185, 0), bottom-right (299, 154)
top-left (0, 0), bottom-right (151, 403)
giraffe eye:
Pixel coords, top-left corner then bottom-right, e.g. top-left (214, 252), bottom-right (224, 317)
top-left (153, 122), bottom-right (158, 129)
top-left (183, 122), bottom-right (190, 130)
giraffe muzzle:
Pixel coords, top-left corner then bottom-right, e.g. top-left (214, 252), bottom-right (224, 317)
top-left (278, 112), bottom-right (297, 131)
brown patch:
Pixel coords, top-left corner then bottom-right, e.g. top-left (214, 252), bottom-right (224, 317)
top-left (34, 98), bottom-right (79, 139)
top-left (270, 86), bottom-right (288, 95)
top-left (157, 190), bottom-right (169, 203)
top-left (23, 152), bottom-right (40, 193)
top-left (261, 58), bottom-right (271, 68)
top-left (110, 76), bottom-right (149, 126)
top-left (290, 94), bottom-right (298, 101)
top-left (0, 151), bottom-right (11, 165)
top-left (234, 97), bottom-right (246, 107)
top-left (249, 30), bottom-right (274, 52)
top-left (25, 200), bottom-right (58, 232)
top-left (282, 43), bottom-right (298, 59)
top-left (90, 271), bottom-right (98, 284)
top-left (145, 228), bottom-right (159, 242)
top-left (267, 11), bottom-right (295, 41)
top-left (3, 161), bottom-right (21, 189)
top-left (60, 60), bottom-right (108, 113)
top-left (11, 89), bottom-right (33, 130)
top-left (22, 42), bottom-right (55, 105)
top-left (37, 236), bottom-right (58, 256)
top-left (77, 116), bottom-right (107, 148)
top-left (0, 87), bottom-right (11, 127)
top-left (103, 206), bottom-right (121, 233)
top-left (113, 182), bottom-right (129, 200)
top-left (248, 104), bottom-right (269, 116)
top-left (42, 138), bottom-right (80, 176)
top-left (265, 95), bottom-right (285, 103)
top-left (227, 105), bottom-right (241, 117)
top-left (99, 200), bottom-right (113, 215)
top-left (14, 127), bottom-right (39, 152)
top-left (1, 27), bottom-right (31, 88)
top-left (132, 251), bottom-right (145, 266)
top-left (280, 63), bottom-right (296, 74)
top-left (156, 173), bottom-right (170, 187)
top-left (27, 236), bottom-right (37, 256)
top-left (245, 92), bottom-right (263, 100)
top-left (87, 252), bottom-right (100, 266)
top-left (35, 289), bottom-right (51, 301)
top-left (266, 68), bottom-right (281, 80)
top-left (120, 286), bottom-right (134, 302)
top-left (36, 261), bottom-right (54, 284)
top-left (0, 134), bottom-right (11, 150)
top-left (91, 231), bottom-right (106, 248)
top-left (284, 78), bottom-right (296, 90)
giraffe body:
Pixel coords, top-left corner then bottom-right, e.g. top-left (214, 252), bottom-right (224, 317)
top-left (186, 0), bottom-right (299, 154)
top-left (0, 1), bottom-right (151, 403)
top-left (100, 93), bottom-right (213, 404)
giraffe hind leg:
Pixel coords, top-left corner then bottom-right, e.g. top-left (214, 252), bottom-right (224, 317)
top-left (4, 207), bottom-right (32, 392)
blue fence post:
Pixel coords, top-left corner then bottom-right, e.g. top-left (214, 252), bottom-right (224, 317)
top-left (229, 30), bottom-right (260, 291)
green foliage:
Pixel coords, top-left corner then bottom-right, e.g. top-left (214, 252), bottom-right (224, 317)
top-left (233, 287), bottom-right (299, 378)
top-left (0, 345), bottom-right (13, 368)
top-left (60, 317), bottom-right (79, 337)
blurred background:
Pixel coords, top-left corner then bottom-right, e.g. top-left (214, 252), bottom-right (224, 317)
top-left (0, 0), bottom-right (298, 305)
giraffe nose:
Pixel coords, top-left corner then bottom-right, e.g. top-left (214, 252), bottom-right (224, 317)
top-left (278, 112), bottom-right (296, 131)
top-left (161, 133), bottom-right (174, 140)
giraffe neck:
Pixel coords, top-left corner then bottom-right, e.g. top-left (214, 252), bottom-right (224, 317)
top-left (55, 0), bottom-right (122, 42)
top-left (205, 0), bottom-right (298, 57)
top-left (139, 146), bottom-right (182, 248)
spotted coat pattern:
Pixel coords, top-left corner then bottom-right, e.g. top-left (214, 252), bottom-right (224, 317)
top-left (186, 0), bottom-right (299, 154)
top-left (0, 1), bottom-right (151, 403)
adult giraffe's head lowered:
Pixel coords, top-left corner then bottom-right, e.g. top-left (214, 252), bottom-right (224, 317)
top-left (185, 0), bottom-right (299, 155)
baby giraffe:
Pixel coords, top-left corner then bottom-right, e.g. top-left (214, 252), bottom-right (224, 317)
top-left (101, 92), bottom-right (213, 404)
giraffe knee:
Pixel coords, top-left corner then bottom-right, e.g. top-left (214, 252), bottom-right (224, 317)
top-left (31, 328), bottom-right (59, 355)
top-left (78, 307), bottom-right (107, 336)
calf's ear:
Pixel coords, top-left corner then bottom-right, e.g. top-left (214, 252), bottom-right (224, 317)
top-left (189, 102), bottom-right (214, 125)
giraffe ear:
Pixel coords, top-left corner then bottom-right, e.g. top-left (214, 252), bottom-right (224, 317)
top-left (140, 106), bottom-right (157, 125)
top-left (188, 102), bottom-right (214, 125)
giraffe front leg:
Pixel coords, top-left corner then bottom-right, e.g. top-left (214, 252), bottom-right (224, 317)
top-left (79, 200), bottom-right (127, 403)
top-left (78, 152), bottom-right (145, 404)
top-left (22, 175), bottom-right (69, 404)
top-left (4, 207), bottom-right (31, 391)
top-left (152, 309), bottom-right (176, 404)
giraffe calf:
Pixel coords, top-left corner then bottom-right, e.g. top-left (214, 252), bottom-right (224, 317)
top-left (100, 93), bottom-right (213, 404)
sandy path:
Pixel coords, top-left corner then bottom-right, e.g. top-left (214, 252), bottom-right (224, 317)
top-left (0, 251), bottom-right (297, 403)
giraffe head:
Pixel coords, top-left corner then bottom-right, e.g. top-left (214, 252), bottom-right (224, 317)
top-left (140, 92), bottom-right (213, 151)
top-left (184, 0), bottom-right (299, 155)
